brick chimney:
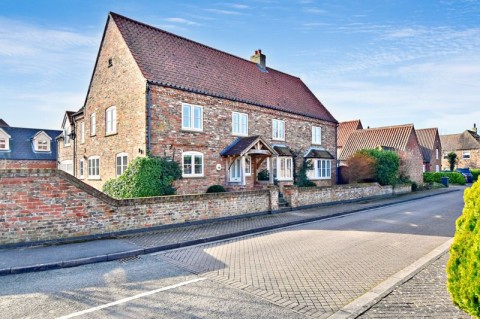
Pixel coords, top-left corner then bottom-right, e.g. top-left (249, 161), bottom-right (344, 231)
top-left (250, 49), bottom-right (266, 68)
top-left (473, 123), bottom-right (477, 133)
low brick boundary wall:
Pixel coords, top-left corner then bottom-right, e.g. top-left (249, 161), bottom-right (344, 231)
top-left (283, 183), bottom-right (411, 208)
top-left (0, 169), bottom-right (275, 246)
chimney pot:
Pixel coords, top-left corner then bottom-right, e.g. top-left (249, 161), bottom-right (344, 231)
top-left (250, 49), bottom-right (266, 68)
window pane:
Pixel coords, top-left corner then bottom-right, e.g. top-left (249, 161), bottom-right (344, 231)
top-left (184, 155), bottom-right (192, 174)
top-left (183, 105), bottom-right (191, 128)
top-left (241, 114), bottom-right (247, 134)
top-left (194, 106), bottom-right (202, 129)
top-left (233, 113), bottom-right (239, 133)
top-left (194, 155), bottom-right (202, 174)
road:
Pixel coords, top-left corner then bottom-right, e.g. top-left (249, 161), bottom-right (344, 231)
top-left (0, 191), bottom-right (464, 319)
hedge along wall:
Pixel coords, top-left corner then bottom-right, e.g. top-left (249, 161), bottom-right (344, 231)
top-left (283, 183), bottom-right (411, 208)
top-left (0, 169), bottom-right (275, 246)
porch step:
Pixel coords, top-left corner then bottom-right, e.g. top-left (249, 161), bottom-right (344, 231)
top-left (278, 192), bottom-right (289, 208)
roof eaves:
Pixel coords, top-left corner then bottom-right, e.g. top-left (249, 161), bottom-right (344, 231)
top-left (147, 80), bottom-right (337, 123)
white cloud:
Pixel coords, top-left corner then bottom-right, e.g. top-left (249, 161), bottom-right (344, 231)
top-left (205, 8), bottom-right (242, 15)
top-left (165, 17), bottom-right (201, 26)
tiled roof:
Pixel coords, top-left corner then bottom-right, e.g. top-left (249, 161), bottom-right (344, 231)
top-left (441, 130), bottom-right (480, 151)
top-left (110, 12), bottom-right (337, 123)
top-left (273, 146), bottom-right (293, 156)
top-left (221, 136), bottom-right (277, 157)
top-left (338, 120), bottom-right (363, 147)
top-left (416, 128), bottom-right (439, 162)
top-left (0, 127), bottom-right (62, 161)
top-left (305, 149), bottom-right (334, 159)
top-left (339, 124), bottom-right (415, 161)
top-left (0, 119), bottom-right (9, 127)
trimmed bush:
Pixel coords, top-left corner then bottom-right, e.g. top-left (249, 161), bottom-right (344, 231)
top-left (206, 185), bottom-right (226, 193)
top-left (358, 149), bottom-right (400, 186)
top-left (471, 169), bottom-right (480, 182)
top-left (447, 181), bottom-right (480, 317)
top-left (257, 169), bottom-right (270, 181)
top-left (103, 156), bottom-right (181, 199)
top-left (423, 172), bottom-right (466, 185)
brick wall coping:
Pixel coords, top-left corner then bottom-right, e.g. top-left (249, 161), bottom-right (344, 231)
top-left (0, 169), bottom-right (270, 207)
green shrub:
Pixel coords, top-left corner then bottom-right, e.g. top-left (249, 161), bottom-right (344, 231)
top-left (295, 160), bottom-right (317, 187)
top-left (103, 156), bottom-right (181, 199)
top-left (206, 185), bottom-right (226, 193)
top-left (447, 181), bottom-right (480, 317)
top-left (471, 169), bottom-right (480, 182)
top-left (423, 172), bottom-right (466, 185)
top-left (257, 169), bottom-right (270, 181)
top-left (358, 149), bottom-right (400, 186)
top-left (411, 181), bottom-right (418, 192)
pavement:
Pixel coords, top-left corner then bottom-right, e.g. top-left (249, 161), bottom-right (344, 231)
top-left (0, 186), bottom-right (460, 278)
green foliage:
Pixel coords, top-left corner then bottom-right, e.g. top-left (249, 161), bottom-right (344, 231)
top-left (102, 156), bottom-right (181, 199)
top-left (206, 185), bottom-right (226, 193)
top-left (447, 181), bottom-right (480, 317)
top-left (447, 152), bottom-right (458, 171)
top-left (358, 149), bottom-right (400, 186)
top-left (471, 169), bottom-right (480, 182)
top-left (257, 169), bottom-right (270, 181)
top-left (423, 172), bottom-right (466, 185)
top-left (295, 160), bottom-right (317, 187)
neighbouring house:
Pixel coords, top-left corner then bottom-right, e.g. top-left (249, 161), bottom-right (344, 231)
top-left (440, 124), bottom-right (480, 169)
top-left (337, 119), bottom-right (363, 158)
top-left (0, 124), bottom-right (62, 169)
top-left (57, 12), bottom-right (338, 195)
top-left (416, 128), bottom-right (442, 172)
top-left (338, 124), bottom-right (424, 184)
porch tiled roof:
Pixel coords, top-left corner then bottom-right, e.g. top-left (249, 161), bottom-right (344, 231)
top-left (305, 149), bottom-right (334, 159)
top-left (110, 12), bottom-right (337, 123)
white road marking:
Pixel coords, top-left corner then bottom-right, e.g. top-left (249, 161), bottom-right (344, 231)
top-left (56, 277), bottom-right (207, 319)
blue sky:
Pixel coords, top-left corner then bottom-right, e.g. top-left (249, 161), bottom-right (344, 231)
top-left (0, 0), bottom-right (479, 134)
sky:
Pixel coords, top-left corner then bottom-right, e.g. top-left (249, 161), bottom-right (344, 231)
top-left (0, 0), bottom-right (479, 135)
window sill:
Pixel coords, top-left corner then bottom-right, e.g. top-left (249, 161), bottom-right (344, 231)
top-left (311, 142), bottom-right (322, 146)
top-left (232, 133), bottom-right (248, 137)
top-left (181, 128), bottom-right (204, 133)
top-left (87, 177), bottom-right (101, 180)
top-left (272, 138), bottom-right (285, 142)
top-left (105, 132), bottom-right (117, 137)
top-left (182, 175), bottom-right (205, 179)
top-left (276, 178), bottom-right (293, 182)
top-left (308, 177), bottom-right (331, 180)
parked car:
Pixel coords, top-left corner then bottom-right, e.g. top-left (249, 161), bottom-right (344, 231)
top-left (457, 168), bottom-right (474, 183)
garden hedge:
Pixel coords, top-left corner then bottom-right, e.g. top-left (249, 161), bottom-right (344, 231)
top-left (471, 169), bottom-right (480, 182)
top-left (423, 172), bottom-right (466, 185)
top-left (447, 181), bottom-right (480, 317)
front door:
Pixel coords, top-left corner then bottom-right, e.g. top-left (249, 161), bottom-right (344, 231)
top-left (230, 158), bottom-right (241, 182)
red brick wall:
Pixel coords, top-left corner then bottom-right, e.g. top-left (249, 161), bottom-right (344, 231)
top-left (0, 160), bottom-right (57, 169)
top-left (401, 132), bottom-right (424, 184)
top-left (428, 135), bottom-right (442, 172)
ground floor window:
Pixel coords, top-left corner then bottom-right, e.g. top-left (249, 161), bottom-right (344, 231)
top-left (435, 164), bottom-right (440, 172)
top-left (308, 159), bottom-right (331, 179)
top-left (79, 159), bottom-right (85, 178)
top-left (182, 151), bottom-right (203, 177)
top-left (59, 160), bottom-right (73, 175)
top-left (116, 153), bottom-right (128, 176)
top-left (88, 156), bottom-right (100, 179)
top-left (273, 157), bottom-right (293, 181)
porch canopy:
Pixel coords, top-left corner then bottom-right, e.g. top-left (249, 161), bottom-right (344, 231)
top-left (220, 135), bottom-right (278, 185)
top-left (304, 148), bottom-right (335, 159)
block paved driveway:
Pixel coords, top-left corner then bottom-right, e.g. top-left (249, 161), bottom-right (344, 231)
top-left (154, 191), bottom-right (463, 318)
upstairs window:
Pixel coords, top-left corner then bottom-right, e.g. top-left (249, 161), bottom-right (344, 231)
top-left (36, 140), bottom-right (49, 152)
top-left (0, 137), bottom-right (8, 151)
top-left (463, 151), bottom-right (471, 159)
top-left (435, 148), bottom-right (439, 160)
top-left (90, 113), bottom-right (96, 136)
top-left (33, 131), bottom-right (52, 152)
top-left (182, 151), bottom-right (204, 177)
top-left (182, 103), bottom-right (203, 131)
top-left (64, 126), bottom-right (71, 146)
top-left (312, 126), bottom-right (322, 145)
top-left (272, 119), bottom-right (285, 141)
top-left (232, 112), bottom-right (248, 136)
top-left (80, 122), bottom-right (85, 144)
top-left (116, 153), bottom-right (128, 176)
top-left (106, 106), bottom-right (117, 135)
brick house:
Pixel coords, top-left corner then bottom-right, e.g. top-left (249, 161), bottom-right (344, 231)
top-left (0, 121), bottom-right (61, 169)
top-left (337, 119), bottom-right (363, 158)
top-left (338, 124), bottom-right (424, 184)
top-left (57, 12), bottom-right (338, 194)
top-left (416, 128), bottom-right (442, 172)
top-left (440, 124), bottom-right (480, 169)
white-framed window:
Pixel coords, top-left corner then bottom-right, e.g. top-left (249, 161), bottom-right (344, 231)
top-left (274, 157), bottom-right (293, 181)
top-left (463, 151), bottom-right (471, 159)
top-left (272, 119), bottom-right (285, 141)
top-left (116, 153), bottom-right (128, 176)
top-left (182, 103), bottom-right (203, 131)
top-left (0, 138), bottom-right (7, 150)
top-left (308, 159), bottom-right (331, 179)
top-left (182, 151), bottom-right (204, 177)
top-left (88, 156), bottom-right (100, 179)
top-left (64, 126), bottom-right (71, 146)
top-left (232, 112), bottom-right (248, 136)
top-left (79, 159), bottom-right (85, 178)
top-left (80, 122), bottom-right (85, 144)
top-left (59, 160), bottom-right (73, 175)
top-left (106, 106), bottom-right (117, 135)
top-left (90, 113), bottom-right (96, 136)
top-left (312, 126), bottom-right (322, 145)
top-left (435, 164), bottom-right (440, 172)
top-left (443, 151), bottom-right (449, 159)
top-left (36, 139), bottom-right (49, 152)
top-left (230, 156), bottom-right (251, 182)
top-left (435, 148), bottom-right (439, 160)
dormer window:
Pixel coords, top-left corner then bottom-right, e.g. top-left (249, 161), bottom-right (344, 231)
top-left (33, 131), bottom-right (52, 152)
top-left (0, 128), bottom-right (11, 151)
